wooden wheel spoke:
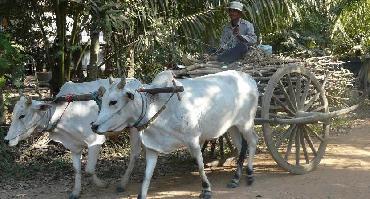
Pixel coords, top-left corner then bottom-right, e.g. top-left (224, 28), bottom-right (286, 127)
top-left (284, 126), bottom-right (297, 160)
top-left (300, 128), bottom-right (310, 164)
top-left (295, 127), bottom-right (301, 165)
top-left (295, 74), bottom-right (303, 109)
top-left (303, 128), bottom-right (317, 156)
top-left (305, 125), bottom-right (325, 142)
top-left (278, 80), bottom-right (297, 111)
top-left (286, 74), bottom-right (298, 109)
top-left (275, 124), bottom-right (296, 149)
top-left (300, 78), bottom-right (312, 108)
top-left (272, 94), bottom-right (295, 115)
top-left (303, 92), bottom-right (321, 111)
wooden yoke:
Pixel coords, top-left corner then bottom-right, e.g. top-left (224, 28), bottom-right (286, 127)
top-left (52, 93), bottom-right (95, 103)
top-left (136, 86), bottom-right (184, 95)
top-left (137, 75), bottom-right (184, 100)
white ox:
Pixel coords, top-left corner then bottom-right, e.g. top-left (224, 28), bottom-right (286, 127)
top-left (92, 70), bottom-right (259, 199)
top-left (4, 78), bottom-right (142, 199)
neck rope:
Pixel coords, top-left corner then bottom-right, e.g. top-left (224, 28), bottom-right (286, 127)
top-left (131, 91), bottom-right (148, 128)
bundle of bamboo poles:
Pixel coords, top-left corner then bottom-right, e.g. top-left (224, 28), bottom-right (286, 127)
top-left (173, 49), bottom-right (357, 107)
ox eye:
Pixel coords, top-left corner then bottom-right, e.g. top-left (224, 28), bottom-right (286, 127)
top-left (19, 115), bottom-right (25, 119)
top-left (109, 100), bottom-right (117, 106)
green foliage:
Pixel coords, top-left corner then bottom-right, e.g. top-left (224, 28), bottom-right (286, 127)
top-left (263, 0), bottom-right (369, 57)
top-left (332, 1), bottom-right (370, 57)
top-left (0, 33), bottom-right (25, 88)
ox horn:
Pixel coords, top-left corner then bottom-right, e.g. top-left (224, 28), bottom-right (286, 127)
top-left (97, 86), bottom-right (106, 98)
top-left (25, 96), bottom-right (32, 105)
top-left (19, 89), bottom-right (24, 96)
top-left (117, 77), bottom-right (126, 89)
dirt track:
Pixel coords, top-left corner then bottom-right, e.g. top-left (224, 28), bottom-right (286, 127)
top-left (2, 118), bottom-right (370, 199)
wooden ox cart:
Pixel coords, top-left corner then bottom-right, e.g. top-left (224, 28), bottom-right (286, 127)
top-left (171, 51), bottom-right (359, 174)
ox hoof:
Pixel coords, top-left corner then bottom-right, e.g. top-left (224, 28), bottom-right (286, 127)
top-left (247, 176), bottom-right (254, 186)
top-left (199, 190), bottom-right (212, 199)
top-left (137, 194), bottom-right (143, 199)
top-left (69, 193), bottom-right (79, 199)
top-left (116, 185), bottom-right (125, 193)
top-left (226, 180), bottom-right (239, 188)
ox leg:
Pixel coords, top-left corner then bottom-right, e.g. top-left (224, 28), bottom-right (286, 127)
top-left (244, 130), bottom-right (258, 185)
top-left (117, 129), bottom-right (142, 192)
top-left (189, 144), bottom-right (212, 199)
top-left (227, 134), bottom-right (247, 189)
top-left (70, 151), bottom-right (82, 199)
top-left (138, 148), bottom-right (158, 199)
top-left (86, 144), bottom-right (107, 188)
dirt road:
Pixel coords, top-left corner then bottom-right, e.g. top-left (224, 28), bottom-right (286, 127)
top-left (2, 119), bottom-right (370, 199)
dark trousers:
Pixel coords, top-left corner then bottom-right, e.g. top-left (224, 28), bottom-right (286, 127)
top-left (217, 43), bottom-right (249, 64)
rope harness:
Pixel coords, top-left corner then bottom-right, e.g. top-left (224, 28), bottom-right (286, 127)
top-left (134, 79), bottom-right (182, 131)
top-left (134, 91), bottom-right (176, 132)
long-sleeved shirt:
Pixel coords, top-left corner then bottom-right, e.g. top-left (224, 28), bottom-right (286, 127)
top-left (220, 19), bottom-right (257, 50)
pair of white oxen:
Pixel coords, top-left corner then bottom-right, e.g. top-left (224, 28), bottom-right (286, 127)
top-left (5, 70), bottom-right (259, 199)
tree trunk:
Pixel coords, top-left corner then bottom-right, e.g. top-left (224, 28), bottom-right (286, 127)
top-left (0, 88), bottom-right (4, 125)
top-left (112, 35), bottom-right (122, 77)
top-left (87, 13), bottom-right (100, 80)
top-left (74, 44), bottom-right (89, 79)
top-left (66, 11), bottom-right (81, 81)
top-left (52, 0), bottom-right (66, 95)
top-left (30, 0), bottom-right (51, 72)
top-left (127, 47), bottom-right (135, 78)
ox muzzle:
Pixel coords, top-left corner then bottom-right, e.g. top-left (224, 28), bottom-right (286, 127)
top-left (90, 122), bottom-right (104, 135)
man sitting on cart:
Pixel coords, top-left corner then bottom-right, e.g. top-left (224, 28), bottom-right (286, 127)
top-left (215, 1), bottom-right (257, 63)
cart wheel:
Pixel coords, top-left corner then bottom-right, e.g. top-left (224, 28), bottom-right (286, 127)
top-left (261, 64), bottom-right (329, 174)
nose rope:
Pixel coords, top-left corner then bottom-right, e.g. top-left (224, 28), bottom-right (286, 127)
top-left (46, 102), bottom-right (71, 132)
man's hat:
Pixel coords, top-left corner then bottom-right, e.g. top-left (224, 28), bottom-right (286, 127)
top-left (228, 1), bottom-right (244, 12)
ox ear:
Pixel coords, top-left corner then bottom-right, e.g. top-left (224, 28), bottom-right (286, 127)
top-left (97, 86), bottom-right (106, 97)
top-left (31, 103), bottom-right (52, 111)
top-left (117, 78), bottom-right (126, 89)
top-left (126, 92), bottom-right (134, 100)
top-left (24, 96), bottom-right (32, 106)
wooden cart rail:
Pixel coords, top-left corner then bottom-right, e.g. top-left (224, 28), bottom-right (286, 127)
top-left (255, 104), bottom-right (358, 124)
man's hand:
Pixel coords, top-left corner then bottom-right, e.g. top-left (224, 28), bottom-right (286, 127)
top-left (233, 26), bottom-right (240, 36)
